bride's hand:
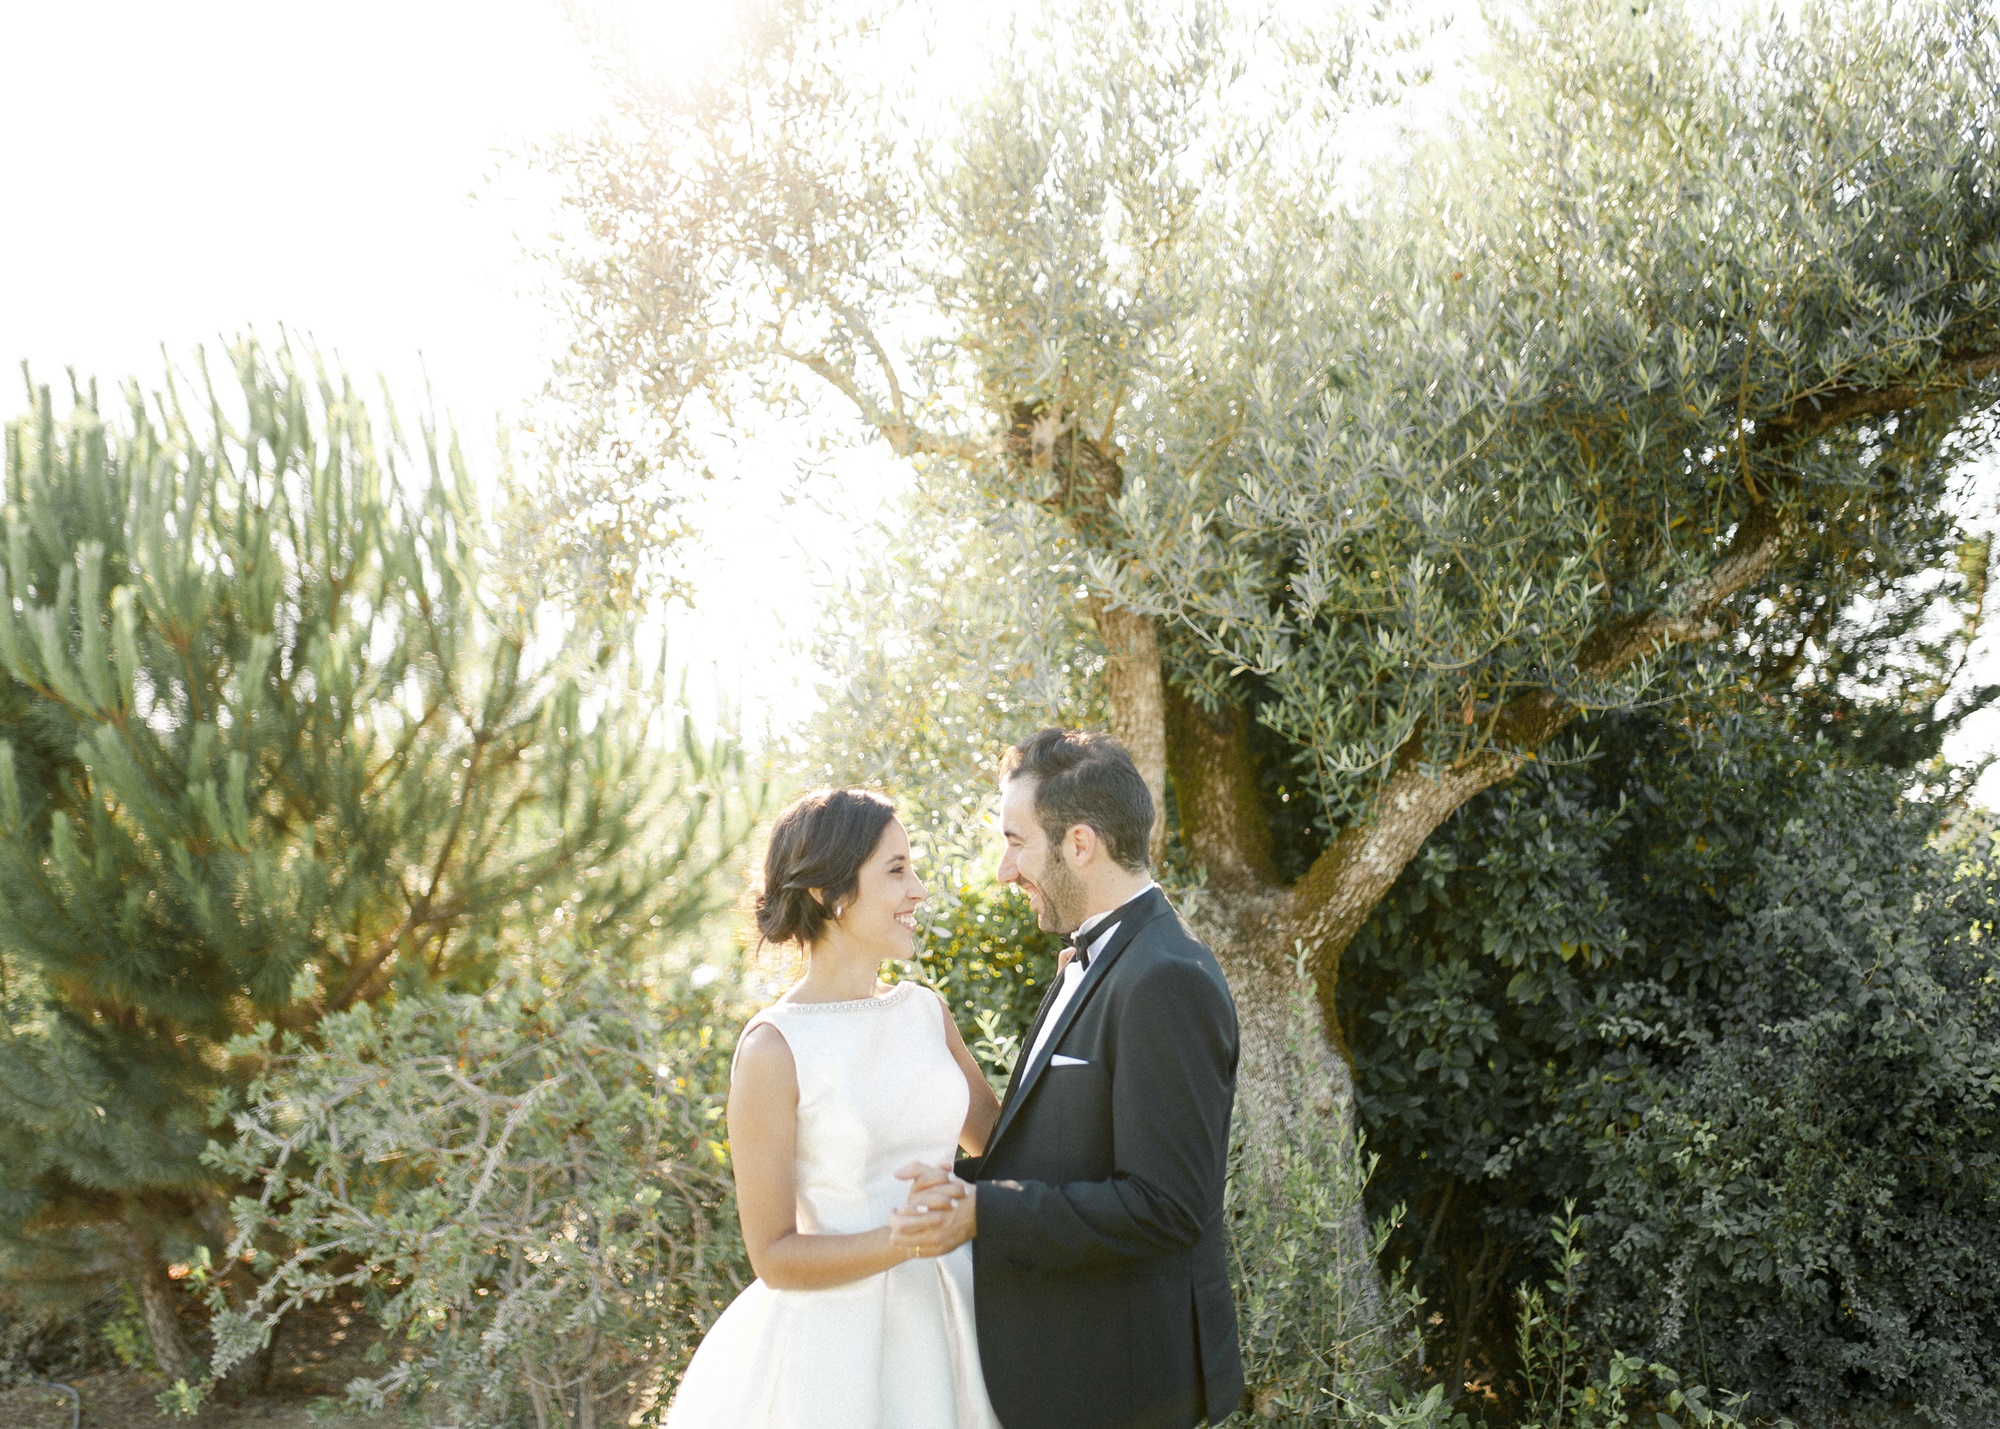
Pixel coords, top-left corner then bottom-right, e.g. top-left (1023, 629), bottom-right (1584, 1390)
top-left (887, 1176), bottom-right (976, 1260)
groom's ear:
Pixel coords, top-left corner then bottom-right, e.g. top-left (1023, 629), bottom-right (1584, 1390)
top-left (1063, 822), bottom-right (1099, 868)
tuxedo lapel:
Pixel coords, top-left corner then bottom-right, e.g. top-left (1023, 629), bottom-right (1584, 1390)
top-left (996, 970), bottom-right (1070, 1120)
top-left (984, 888), bottom-right (1172, 1160)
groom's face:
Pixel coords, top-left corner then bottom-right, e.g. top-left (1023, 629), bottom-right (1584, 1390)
top-left (998, 775), bottom-right (1087, 935)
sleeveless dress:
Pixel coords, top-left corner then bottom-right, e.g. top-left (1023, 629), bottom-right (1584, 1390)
top-left (667, 981), bottom-right (1002, 1429)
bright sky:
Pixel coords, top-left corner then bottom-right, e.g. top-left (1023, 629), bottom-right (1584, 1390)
top-left (0, 0), bottom-right (860, 738)
top-left (4, 0), bottom-right (1999, 793)
top-left (0, 1), bottom-right (590, 435)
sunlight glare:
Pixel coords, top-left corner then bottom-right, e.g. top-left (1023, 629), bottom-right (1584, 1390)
top-left (611, 0), bottom-right (743, 87)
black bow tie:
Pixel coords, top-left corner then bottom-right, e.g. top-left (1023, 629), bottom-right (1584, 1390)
top-left (1065, 928), bottom-right (1097, 972)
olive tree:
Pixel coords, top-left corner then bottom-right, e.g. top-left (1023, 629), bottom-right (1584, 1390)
top-left (541, 0), bottom-right (2000, 1144)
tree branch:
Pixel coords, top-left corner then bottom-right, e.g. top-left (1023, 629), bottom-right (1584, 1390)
top-left (328, 899), bottom-right (468, 1013)
top-left (1275, 347), bottom-right (2000, 988)
top-left (1759, 349), bottom-right (2000, 442)
top-left (769, 345), bottom-right (989, 464)
top-left (1284, 748), bottom-right (1520, 1015)
top-left (1570, 502), bottom-right (1787, 680)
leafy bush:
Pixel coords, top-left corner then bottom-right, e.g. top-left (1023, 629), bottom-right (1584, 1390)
top-left (1221, 971), bottom-right (1431, 1428)
top-left (196, 941), bottom-right (748, 1427)
top-left (915, 877), bottom-right (1061, 1081)
top-left (1345, 712), bottom-right (2000, 1421)
top-left (0, 346), bottom-right (735, 1378)
top-left (1585, 794), bottom-right (2000, 1422)
top-left (0, 1289), bottom-right (131, 1389)
top-left (1510, 1210), bottom-right (1760, 1429)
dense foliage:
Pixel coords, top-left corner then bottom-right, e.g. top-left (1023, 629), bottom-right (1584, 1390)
top-left (543, 0), bottom-right (2000, 1039)
top-left (202, 938), bottom-right (746, 1427)
top-left (1076, 0), bottom-right (2000, 815)
top-left (1345, 711), bottom-right (2000, 1421)
top-left (914, 877), bottom-right (1061, 1082)
top-left (0, 346), bottom-right (735, 1381)
top-left (1502, 1209), bottom-right (1757, 1429)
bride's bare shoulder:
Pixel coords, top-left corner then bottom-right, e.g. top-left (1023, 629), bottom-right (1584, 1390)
top-left (731, 1018), bottom-right (796, 1085)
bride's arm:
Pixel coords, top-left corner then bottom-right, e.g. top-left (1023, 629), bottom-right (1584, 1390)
top-left (937, 995), bottom-right (1002, 1156)
top-left (728, 1023), bottom-right (953, 1289)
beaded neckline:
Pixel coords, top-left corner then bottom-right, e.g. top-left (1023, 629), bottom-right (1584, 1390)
top-left (772, 980), bottom-right (918, 1013)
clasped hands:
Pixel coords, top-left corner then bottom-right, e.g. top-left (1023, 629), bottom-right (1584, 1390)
top-left (887, 1161), bottom-right (975, 1261)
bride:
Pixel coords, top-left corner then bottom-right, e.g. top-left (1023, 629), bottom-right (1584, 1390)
top-left (667, 788), bottom-right (1004, 1428)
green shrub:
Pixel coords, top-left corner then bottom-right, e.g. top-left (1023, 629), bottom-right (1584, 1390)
top-left (1221, 970), bottom-right (1432, 1427)
top-left (0, 346), bottom-right (733, 1378)
top-left (195, 940), bottom-right (748, 1427)
top-left (99, 1286), bottom-right (156, 1373)
top-left (915, 877), bottom-right (1061, 1081)
top-left (1510, 1209), bottom-right (1763, 1429)
top-left (1345, 712), bottom-right (2000, 1421)
top-left (0, 1290), bottom-right (129, 1389)
top-left (1585, 791), bottom-right (2000, 1422)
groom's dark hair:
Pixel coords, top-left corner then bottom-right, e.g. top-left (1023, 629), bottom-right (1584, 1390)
top-left (1001, 728), bottom-right (1153, 872)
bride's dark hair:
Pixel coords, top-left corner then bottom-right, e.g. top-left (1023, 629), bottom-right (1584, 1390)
top-left (754, 787), bottom-right (897, 947)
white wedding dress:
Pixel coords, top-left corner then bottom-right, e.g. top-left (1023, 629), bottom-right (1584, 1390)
top-left (667, 981), bottom-right (1002, 1429)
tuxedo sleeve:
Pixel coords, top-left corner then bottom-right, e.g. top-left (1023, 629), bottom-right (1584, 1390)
top-left (976, 956), bottom-right (1236, 1271)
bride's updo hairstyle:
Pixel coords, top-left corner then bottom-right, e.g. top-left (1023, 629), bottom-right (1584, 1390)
top-left (754, 787), bottom-right (897, 948)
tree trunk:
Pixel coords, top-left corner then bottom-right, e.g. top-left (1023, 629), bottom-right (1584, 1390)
top-left (1160, 683), bottom-right (1389, 1331)
top-left (1161, 687), bottom-right (1323, 1129)
top-left (1086, 596), bottom-right (1167, 866)
top-left (123, 1227), bottom-right (197, 1382)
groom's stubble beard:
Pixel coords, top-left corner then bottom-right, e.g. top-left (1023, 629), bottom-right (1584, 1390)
top-left (1036, 847), bottom-right (1089, 936)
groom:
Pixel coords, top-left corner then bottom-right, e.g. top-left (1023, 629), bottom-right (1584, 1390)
top-left (902, 728), bottom-right (1243, 1429)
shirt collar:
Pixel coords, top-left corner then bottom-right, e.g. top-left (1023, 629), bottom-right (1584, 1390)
top-left (1073, 880), bottom-right (1159, 942)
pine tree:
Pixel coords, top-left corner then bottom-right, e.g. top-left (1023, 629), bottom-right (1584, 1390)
top-left (0, 343), bottom-right (729, 1383)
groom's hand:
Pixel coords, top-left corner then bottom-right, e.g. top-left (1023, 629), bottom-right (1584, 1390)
top-left (888, 1163), bottom-right (978, 1258)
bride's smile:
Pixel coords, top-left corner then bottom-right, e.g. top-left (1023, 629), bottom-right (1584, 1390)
top-left (672, 787), bottom-right (1005, 1429)
top-left (816, 819), bottom-right (926, 963)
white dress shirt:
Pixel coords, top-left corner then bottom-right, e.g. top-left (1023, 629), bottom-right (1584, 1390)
top-left (1023, 882), bottom-right (1158, 1069)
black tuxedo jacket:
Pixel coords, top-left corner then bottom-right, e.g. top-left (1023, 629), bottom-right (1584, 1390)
top-left (960, 886), bottom-right (1243, 1429)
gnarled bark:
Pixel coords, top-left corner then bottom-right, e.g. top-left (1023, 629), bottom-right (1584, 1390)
top-left (1284, 750), bottom-right (1523, 1038)
top-left (1158, 683), bottom-right (1391, 1333)
top-left (1087, 597), bottom-right (1168, 866)
top-left (123, 1223), bottom-right (197, 1381)
top-left (1163, 687), bottom-right (1278, 889)
top-left (1160, 685), bottom-right (1309, 1130)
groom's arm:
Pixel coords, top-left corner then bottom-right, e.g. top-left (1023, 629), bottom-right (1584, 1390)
top-left (974, 954), bottom-right (1236, 1272)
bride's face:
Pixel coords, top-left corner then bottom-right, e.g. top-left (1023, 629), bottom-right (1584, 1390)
top-left (832, 818), bottom-right (926, 957)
